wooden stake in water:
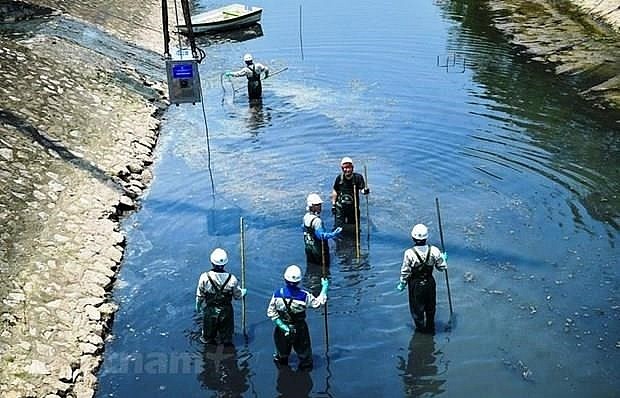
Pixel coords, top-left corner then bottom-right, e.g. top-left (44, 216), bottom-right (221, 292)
top-left (364, 164), bottom-right (370, 246)
top-left (240, 217), bottom-right (247, 337)
top-left (321, 241), bottom-right (329, 351)
top-left (353, 184), bottom-right (360, 258)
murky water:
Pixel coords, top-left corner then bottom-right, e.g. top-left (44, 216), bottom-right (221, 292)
top-left (97, 0), bottom-right (619, 397)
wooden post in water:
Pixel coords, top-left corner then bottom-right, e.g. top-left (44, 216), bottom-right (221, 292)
top-left (353, 184), bottom-right (360, 258)
top-left (321, 241), bottom-right (329, 351)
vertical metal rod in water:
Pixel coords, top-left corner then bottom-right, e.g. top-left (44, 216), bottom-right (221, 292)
top-left (240, 217), bottom-right (247, 337)
top-left (299, 5), bottom-right (304, 60)
top-left (364, 164), bottom-right (369, 248)
top-left (435, 198), bottom-right (453, 316)
top-left (321, 242), bottom-right (329, 351)
top-left (353, 184), bottom-right (360, 258)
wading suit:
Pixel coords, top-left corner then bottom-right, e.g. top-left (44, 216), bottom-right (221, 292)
top-left (267, 283), bottom-right (327, 369)
top-left (303, 211), bottom-right (340, 267)
top-left (399, 244), bottom-right (446, 332)
top-left (332, 172), bottom-right (366, 229)
top-left (196, 269), bottom-right (244, 344)
top-left (232, 62), bottom-right (269, 100)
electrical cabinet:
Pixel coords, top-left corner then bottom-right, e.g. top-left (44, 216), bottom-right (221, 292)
top-left (166, 58), bottom-right (202, 105)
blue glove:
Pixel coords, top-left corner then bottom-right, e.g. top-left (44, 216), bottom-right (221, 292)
top-left (274, 318), bottom-right (291, 335)
top-left (195, 299), bottom-right (202, 313)
top-left (240, 288), bottom-right (247, 297)
top-left (441, 252), bottom-right (448, 262)
top-left (397, 281), bottom-right (406, 292)
top-left (224, 71), bottom-right (233, 77)
top-left (320, 277), bottom-right (329, 296)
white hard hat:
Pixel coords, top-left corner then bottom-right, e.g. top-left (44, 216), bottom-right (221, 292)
top-left (306, 193), bottom-right (323, 208)
top-left (284, 265), bottom-right (302, 283)
top-left (340, 156), bottom-right (353, 166)
top-left (243, 53), bottom-right (253, 62)
top-left (210, 248), bottom-right (228, 267)
top-left (411, 224), bottom-right (428, 241)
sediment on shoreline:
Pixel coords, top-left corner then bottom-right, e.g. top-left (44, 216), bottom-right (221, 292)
top-left (0, 0), bottom-right (168, 397)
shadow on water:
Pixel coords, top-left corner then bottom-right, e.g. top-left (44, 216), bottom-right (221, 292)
top-left (0, 109), bottom-right (113, 184)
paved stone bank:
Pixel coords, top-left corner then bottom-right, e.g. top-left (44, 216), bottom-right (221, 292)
top-left (0, 0), bottom-right (167, 396)
top-left (571, 0), bottom-right (620, 32)
top-left (484, 0), bottom-right (620, 111)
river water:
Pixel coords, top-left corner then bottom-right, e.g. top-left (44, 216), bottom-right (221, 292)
top-left (96, 0), bottom-right (620, 397)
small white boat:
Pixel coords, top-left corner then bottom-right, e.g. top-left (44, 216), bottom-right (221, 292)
top-left (177, 4), bottom-right (262, 34)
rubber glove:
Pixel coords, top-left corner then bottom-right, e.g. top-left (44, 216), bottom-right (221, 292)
top-left (318, 226), bottom-right (342, 240)
top-left (195, 298), bottom-right (202, 313)
top-left (224, 71), bottom-right (233, 77)
top-left (320, 277), bottom-right (329, 296)
top-left (397, 281), bottom-right (406, 292)
top-left (362, 187), bottom-right (370, 195)
top-left (274, 318), bottom-right (290, 335)
top-left (240, 288), bottom-right (247, 297)
top-left (440, 252), bottom-right (448, 271)
top-left (330, 227), bottom-right (343, 238)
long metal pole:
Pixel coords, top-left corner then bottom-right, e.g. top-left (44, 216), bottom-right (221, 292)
top-left (435, 198), bottom-right (453, 316)
top-left (240, 217), bottom-right (247, 337)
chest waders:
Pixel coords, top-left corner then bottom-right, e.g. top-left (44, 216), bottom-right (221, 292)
top-left (335, 174), bottom-right (360, 227)
top-left (247, 65), bottom-right (262, 99)
top-left (273, 293), bottom-right (313, 369)
top-left (407, 248), bottom-right (437, 333)
top-left (304, 216), bottom-right (329, 266)
top-left (202, 274), bottom-right (235, 344)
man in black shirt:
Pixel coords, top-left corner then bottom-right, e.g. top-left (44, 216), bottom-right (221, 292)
top-left (331, 156), bottom-right (370, 229)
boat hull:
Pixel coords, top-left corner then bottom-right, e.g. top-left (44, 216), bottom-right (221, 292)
top-left (177, 4), bottom-right (262, 34)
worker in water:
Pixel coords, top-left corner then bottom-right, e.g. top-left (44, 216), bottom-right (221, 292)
top-left (267, 264), bottom-right (329, 370)
top-left (303, 193), bottom-right (342, 267)
top-left (225, 53), bottom-right (269, 100)
top-left (195, 248), bottom-right (247, 345)
top-left (331, 156), bottom-right (369, 229)
top-left (397, 224), bottom-right (447, 334)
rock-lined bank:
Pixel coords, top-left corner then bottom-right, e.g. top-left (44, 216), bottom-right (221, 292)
top-left (484, 0), bottom-right (620, 111)
top-left (0, 0), bottom-right (168, 396)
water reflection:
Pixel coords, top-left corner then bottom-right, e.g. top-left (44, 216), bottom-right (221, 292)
top-left (198, 344), bottom-right (250, 397)
top-left (303, 262), bottom-right (326, 295)
top-left (246, 99), bottom-right (272, 134)
top-left (276, 367), bottom-right (313, 398)
top-left (397, 332), bottom-right (446, 397)
top-left (334, 232), bottom-right (370, 272)
top-left (195, 23), bottom-right (264, 45)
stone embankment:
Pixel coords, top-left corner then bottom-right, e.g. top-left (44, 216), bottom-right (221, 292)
top-left (0, 0), bottom-right (168, 397)
top-left (485, 0), bottom-right (620, 111)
